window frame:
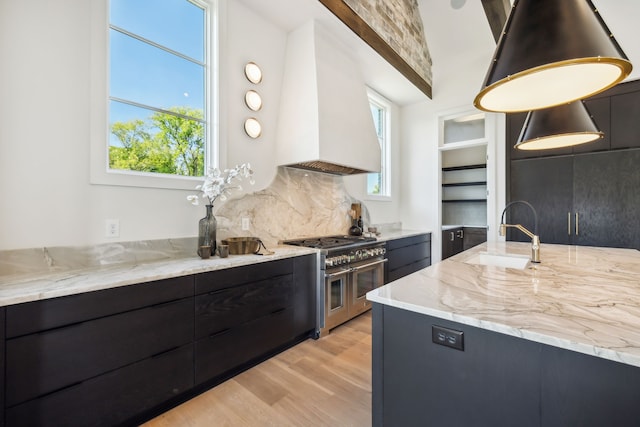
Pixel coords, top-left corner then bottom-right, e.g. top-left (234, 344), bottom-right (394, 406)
top-left (366, 88), bottom-right (392, 200)
top-left (90, 0), bottom-right (219, 190)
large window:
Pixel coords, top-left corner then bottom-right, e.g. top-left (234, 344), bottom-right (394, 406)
top-left (367, 90), bottom-right (391, 198)
top-left (108, 0), bottom-right (210, 178)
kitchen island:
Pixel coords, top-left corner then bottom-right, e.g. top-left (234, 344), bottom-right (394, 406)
top-left (367, 241), bottom-right (640, 426)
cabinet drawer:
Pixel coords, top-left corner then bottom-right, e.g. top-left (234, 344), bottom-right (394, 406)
top-left (195, 307), bottom-right (294, 385)
top-left (387, 242), bottom-right (431, 271)
top-left (6, 344), bottom-right (194, 427)
top-left (195, 258), bottom-right (293, 295)
top-left (387, 258), bottom-right (431, 283)
top-left (463, 227), bottom-right (487, 251)
top-left (195, 274), bottom-right (293, 339)
top-left (386, 234), bottom-right (431, 251)
top-left (6, 298), bottom-right (193, 406)
top-left (6, 275), bottom-right (194, 338)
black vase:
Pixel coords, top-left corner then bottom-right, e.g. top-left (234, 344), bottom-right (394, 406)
top-left (197, 205), bottom-right (217, 258)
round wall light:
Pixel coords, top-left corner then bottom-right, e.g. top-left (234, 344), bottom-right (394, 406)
top-left (244, 118), bottom-right (262, 139)
top-left (244, 62), bottom-right (263, 84)
top-left (244, 90), bottom-right (263, 111)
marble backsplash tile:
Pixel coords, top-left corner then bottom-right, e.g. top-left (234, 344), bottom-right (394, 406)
top-left (0, 167), bottom-right (374, 278)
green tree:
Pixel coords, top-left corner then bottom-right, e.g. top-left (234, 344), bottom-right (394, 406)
top-left (109, 107), bottom-right (204, 176)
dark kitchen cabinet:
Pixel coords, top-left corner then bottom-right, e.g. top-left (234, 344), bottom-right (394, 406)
top-left (4, 275), bottom-right (195, 427)
top-left (373, 305), bottom-right (541, 427)
top-left (611, 82), bottom-right (640, 149)
top-left (441, 227), bottom-right (464, 260)
top-left (509, 149), bottom-right (640, 249)
top-left (2, 254), bottom-right (316, 426)
top-left (372, 304), bottom-right (640, 427)
top-left (194, 255), bottom-right (315, 386)
top-left (6, 345), bottom-right (194, 427)
top-left (292, 254), bottom-right (317, 337)
top-left (385, 234), bottom-right (431, 283)
top-left (462, 227), bottom-right (487, 251)
top-left (509, 156), bottom-right (573, 245)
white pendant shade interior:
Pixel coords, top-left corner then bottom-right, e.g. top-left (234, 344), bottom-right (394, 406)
top-left (474, 0), bottom-right (632, 113)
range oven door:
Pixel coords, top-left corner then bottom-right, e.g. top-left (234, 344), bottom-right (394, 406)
top-left (324, 268), bottom-right (351, 332)
top-left (350, 258), bottom-right (387, 316)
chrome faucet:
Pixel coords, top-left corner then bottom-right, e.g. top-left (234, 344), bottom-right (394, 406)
top-left (499, 200), bottom-right (541, 263)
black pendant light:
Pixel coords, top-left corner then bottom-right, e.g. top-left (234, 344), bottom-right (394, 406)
top-left (474, 0), bottom-right (632, 113)
top-left (515, 101), bottom-right (603, 150)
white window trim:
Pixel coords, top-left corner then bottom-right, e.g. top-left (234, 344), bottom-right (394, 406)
top-left (89, 0), bottom-right (220, 190)
top-left (365, 88), bottom-right (392, 201)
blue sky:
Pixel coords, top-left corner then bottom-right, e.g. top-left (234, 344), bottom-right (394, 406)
top-left (109, 0), bottom-right (205, 128)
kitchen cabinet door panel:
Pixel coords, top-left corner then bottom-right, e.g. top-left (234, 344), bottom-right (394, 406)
top-left (6, 275), bottom-right (193, 338)
top-left (573, 150), bottom-right (640, 249)
top-left (611, 89), bottom-right (640, 149)
top-left (441, 228), bottom-right (463, 260)
top-left (195, 307), bottom-right (294, 385)
top-left (509, 157), bottom-right (573, 245)
top-left (386, 233), bottom-right (430, 251)
top-left (195, 258), bottom-right (292, 295)
top-left (6, 344), bottom-right (194, 427)
top-left (6, 298), bottom-right (193, 406)
top-left (463, 227), bottom-right (487, 251)
top-left (387, 241), bottom-right (431, 271)
top-left (378, 305), bottom-right (541, 427)
top-left (292, 254), bottom-right (317, 338)
top-left (385, 234), bottom-right (431, 283)
top-left (195, 274), bottom-right (293, 339)
top-left (386, 258), bottom-right (431, 283)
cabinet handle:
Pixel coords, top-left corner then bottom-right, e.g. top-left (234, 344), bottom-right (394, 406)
top-left (450, 232), bottom-right (455, 242)
top-left (575, 212), bottom-right (579, 235)
top-left (568, 212), bottom-right (571, 236)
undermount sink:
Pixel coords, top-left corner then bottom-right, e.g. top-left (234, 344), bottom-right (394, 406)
top-left (465, 252), bottom-right (531, 270)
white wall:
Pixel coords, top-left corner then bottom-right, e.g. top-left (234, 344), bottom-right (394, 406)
top-left (0, 0), bottom-right (288, 250)
top-left (399, 0), bottom-right (503, 262)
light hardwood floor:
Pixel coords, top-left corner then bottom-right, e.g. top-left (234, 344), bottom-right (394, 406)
top-left (144, 311), bottom-right (373, 427)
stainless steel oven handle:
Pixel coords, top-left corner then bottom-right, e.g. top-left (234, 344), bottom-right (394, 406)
top-left (324, 268), bottom-right (351, 279)
top-left (350, 258), bottom-right (388, 272)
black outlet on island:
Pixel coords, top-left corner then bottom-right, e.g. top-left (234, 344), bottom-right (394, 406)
top-left (432, 325), bottom-right (464, 351)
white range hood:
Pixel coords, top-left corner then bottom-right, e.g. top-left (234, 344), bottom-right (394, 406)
top-left (276, 20), bottom-right (381, 175)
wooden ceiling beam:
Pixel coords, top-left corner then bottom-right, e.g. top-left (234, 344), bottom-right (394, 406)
top-left (318, 0), bottom-right (432, 99)
top-left (481, 0), bottom-right (511, 42)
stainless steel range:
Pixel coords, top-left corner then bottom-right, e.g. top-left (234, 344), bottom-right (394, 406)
top-left (283, 235), bottom-right (387, 338)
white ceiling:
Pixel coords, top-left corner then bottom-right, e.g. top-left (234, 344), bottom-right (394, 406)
top-left (237, 0), bottom-right (640, 107)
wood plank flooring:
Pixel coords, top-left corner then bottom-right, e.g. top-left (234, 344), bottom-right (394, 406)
top-left (143, 312), bottom-right (373, 427)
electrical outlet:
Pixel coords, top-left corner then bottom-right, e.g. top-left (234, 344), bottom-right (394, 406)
top-left (105, 219), bottom-right (120, 238)
top-left (241, 217), bottom-right (250, 231)
top-left (432, 325), bottom-right (464, 351)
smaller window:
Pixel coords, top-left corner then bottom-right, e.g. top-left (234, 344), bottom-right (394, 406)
top-left (367, 91), bottom-right (391, 198)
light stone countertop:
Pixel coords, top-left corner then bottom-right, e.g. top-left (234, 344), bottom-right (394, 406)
top-left (0, 231), bottom-right (432, 308)
top-left (0, 246), bottom-right (318, 307)
top-left (367, 241), bottom-right (640, 367)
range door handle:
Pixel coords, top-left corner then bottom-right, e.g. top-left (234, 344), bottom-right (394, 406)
top-left (350, 258), bottom-right (388, 272)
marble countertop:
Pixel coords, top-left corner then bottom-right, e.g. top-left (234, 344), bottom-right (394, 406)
top-left (0, 230), bottom-right (428, 308)
top-left (0, 246), bottom-right (318, 307)
top-left (367, 241), bottom-right (640, 367)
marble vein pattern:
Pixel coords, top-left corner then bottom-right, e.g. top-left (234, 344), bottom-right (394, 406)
top-left (0, 246), bottom-right (318, 307)
top-left (214, 166), bottom-right (371, 247)
top-left (367, 241), bottom-right (640, 367)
